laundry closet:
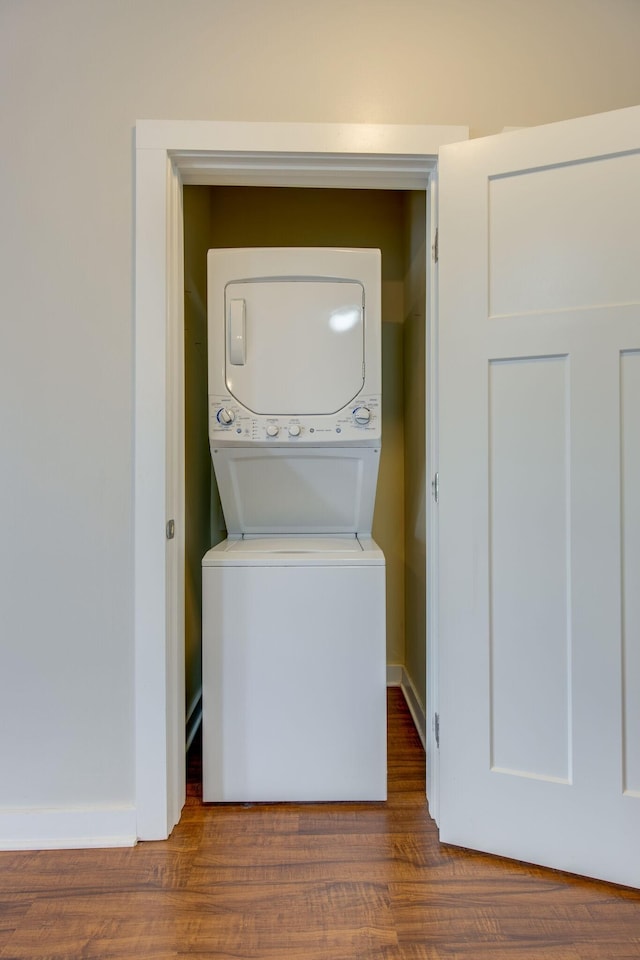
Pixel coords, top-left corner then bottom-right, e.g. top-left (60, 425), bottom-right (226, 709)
top-left (183, 185), bottom-right (429, 782)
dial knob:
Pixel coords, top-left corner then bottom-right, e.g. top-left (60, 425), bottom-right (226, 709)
top-left (354, 406), bottom-right (371, 425)
top-left (288, 424), bottom-right (301, 437)
top-left (217, 407), bottom-right (235, 425)
top-left (266, 424), bottom-right (279, 437)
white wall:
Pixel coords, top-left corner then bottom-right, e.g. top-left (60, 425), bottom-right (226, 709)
top-left (1, 0), bottom-right (639, 834)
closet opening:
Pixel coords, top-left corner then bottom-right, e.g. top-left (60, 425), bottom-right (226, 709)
top-left (183, 185), bottom-right (430, 794)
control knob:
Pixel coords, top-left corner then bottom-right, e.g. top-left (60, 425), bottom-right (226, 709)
top-left (217, 407), bottom-right (235, 425)
top-left (353, 406), bottom-right (371, 425)
top-left (288, 424), bottom-right (301, 437)
top-left (266, 424), bottom-right (279, 437)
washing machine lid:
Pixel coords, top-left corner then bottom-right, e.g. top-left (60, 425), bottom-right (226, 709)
top-left (224, 278), bottom-right (364, 416)
top-left (221, 536), bottom-right (363, 556)
top-left (202, 535), bottom-right (385, 566)
top-left (211, 446), bottom-right (381, 537)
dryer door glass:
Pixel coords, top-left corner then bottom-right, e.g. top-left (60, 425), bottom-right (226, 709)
top-left (224, 280), bottom-right (364, 415)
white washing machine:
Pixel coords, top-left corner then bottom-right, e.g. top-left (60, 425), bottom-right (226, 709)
top-left (202, 247), bottom-right (386, 802)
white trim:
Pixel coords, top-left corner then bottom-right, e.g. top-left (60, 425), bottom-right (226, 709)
top-left (177, 161), bottom-right (430, 190)
top-left (426, 171), bottom-right (441, 825)
top-left (0, 806), bottom-right (136, 850)
top-left (387, 666), bottom-right (427, 749)
top-left (134, 148), bottom-right (174, 841)
top-left (165, 160), bottom-right (187, 835)
top-left (400, 668), bottom-right (427, 750)
top-left (134, 120), bottom-right (468, 840)
top-left (386, 664), bottom-right (403, 685)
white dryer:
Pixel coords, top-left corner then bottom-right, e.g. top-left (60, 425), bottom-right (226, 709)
top-left (202, 247), bottom-right (386, 802)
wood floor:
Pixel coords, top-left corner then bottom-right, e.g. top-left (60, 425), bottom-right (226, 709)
top-left (1, 689), bottom-right (639, 959)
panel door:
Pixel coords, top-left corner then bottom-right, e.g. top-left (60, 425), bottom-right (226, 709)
top-left (438, 105), bottom-right (640, 887)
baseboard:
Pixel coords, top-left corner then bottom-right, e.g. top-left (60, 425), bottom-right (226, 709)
top-left (186, 688), bottom-right (203, 751)
top-left (386, 664), bottom-right (403, 686)
top-left (386, 664), bottom-right (427, 750)
top-left (0, 805), bottom-right (137, 850)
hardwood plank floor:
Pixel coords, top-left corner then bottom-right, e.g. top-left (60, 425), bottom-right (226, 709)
top-left (1, 689), bottom-right (639, 959)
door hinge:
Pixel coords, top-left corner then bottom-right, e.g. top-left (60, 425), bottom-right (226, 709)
top-left (431, 472), bottom-right (439, 503)
top-left (166, 519), bottom-right (175, 540)
top-left (432, 227), bottom-right (439, 263)
top-left (434, 712), bottom-right (440, 749)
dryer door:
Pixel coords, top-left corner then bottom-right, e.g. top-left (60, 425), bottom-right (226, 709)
top-left (224, 279), bottom-right (364, 415)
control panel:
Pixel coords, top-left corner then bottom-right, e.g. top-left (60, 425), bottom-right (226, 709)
top-left (209, 394), bottom-right (381, 445)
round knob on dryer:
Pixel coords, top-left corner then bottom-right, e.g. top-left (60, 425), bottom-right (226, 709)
top-left (288, 424), bottom-right (301, 437)
top-left (266, 424), bottom-right (279, 437)
top-left (353, 406), bottom-right (371, 425)
top-left (217, 407), bottom-right (235, 425)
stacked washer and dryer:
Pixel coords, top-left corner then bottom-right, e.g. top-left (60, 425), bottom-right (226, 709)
top-left (202, 247), bottom-right (387, 803)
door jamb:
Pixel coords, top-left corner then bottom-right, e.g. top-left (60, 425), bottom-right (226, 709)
top-left (134, 120), bottom-right (468, 839)
top-left (426, 170), bottom-right (441, 824)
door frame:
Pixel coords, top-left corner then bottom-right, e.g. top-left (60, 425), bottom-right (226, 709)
top-left (134, 120), bottom-right (468, 839)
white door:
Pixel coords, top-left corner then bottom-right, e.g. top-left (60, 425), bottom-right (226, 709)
top-left (437, 105), bottom-right (640, 887)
